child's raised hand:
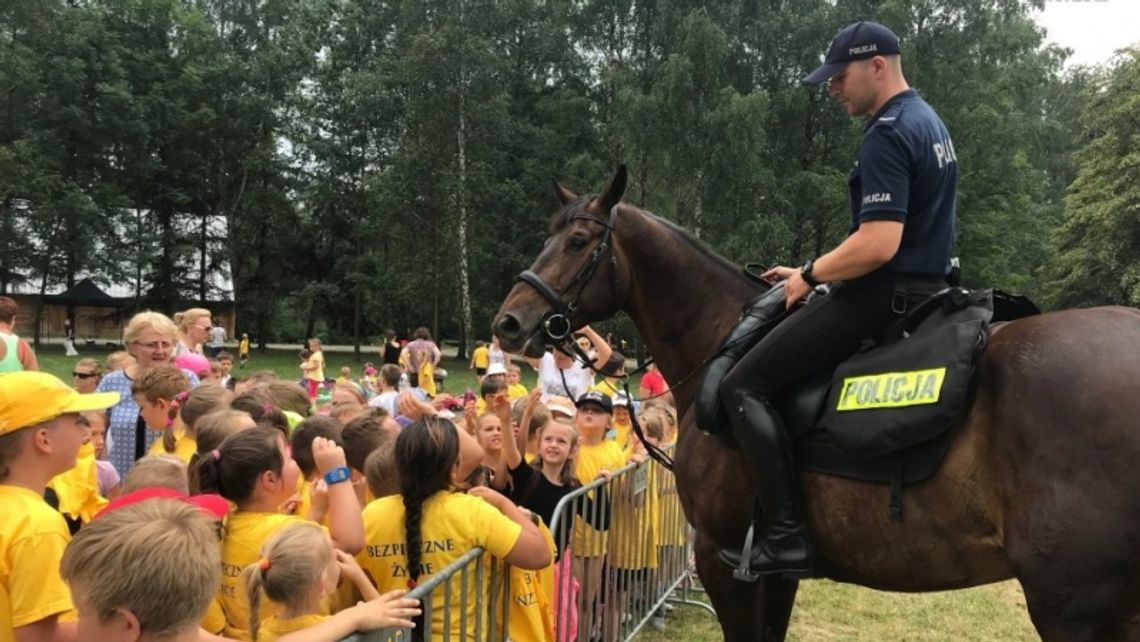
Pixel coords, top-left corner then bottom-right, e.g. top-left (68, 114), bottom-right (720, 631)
top-left (308, 478), bottom-right (329, 520)
top-left (398, 390), bottom-right (436, 420)
top-left (279, 493), bottom-right (301, 515)
top-left (312, 437), bottom-right (348, 474)
top-left (335, 549), bottom-right (366, 582)
top-left (526, 387), bottom-right (542, 408)
top-left (493, 391), bottom-right (511, 422)
top-left (352, 590), bottom-right (421, 630)
top-left (467, 485), bottom-right (510, 512)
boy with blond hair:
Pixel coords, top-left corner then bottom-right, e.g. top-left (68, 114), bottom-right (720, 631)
top-left (0, 371), bottom-right (119, 642)
top-left (60, 497), bottom-right (223, 642)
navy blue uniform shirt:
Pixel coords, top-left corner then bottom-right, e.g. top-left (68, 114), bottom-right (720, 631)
top-left (848, 89), bottom-right (957, 277)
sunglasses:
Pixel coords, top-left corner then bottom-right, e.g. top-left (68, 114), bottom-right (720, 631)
top-left (72, 372), bottom-right (100, 379)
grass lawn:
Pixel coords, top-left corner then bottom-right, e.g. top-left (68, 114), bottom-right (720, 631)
top-left (37, 347), bottom-right (538, 394)
top-left (37, 347), bottom-right (1039, 641)
top-left (642, 579), bottom-right (1037, 642)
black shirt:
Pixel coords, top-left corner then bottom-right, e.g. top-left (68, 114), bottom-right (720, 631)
top-left (383, 342), bottom-right (402, 365)
top-left (510, 462), bottom-right (609, 559)
top-left (848, 89), bottom-right (958, 278)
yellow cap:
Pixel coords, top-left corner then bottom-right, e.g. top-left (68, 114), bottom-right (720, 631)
top-left (0, 372), bottom-right (120, 436)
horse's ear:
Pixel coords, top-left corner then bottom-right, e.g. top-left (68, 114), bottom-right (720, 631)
top-left (553, 180), bottom-right (578, 206)
top-left (598, 165), bottom-right (627, 212)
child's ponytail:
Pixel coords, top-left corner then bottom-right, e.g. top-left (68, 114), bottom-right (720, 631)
top-left (242, 562), bottom-right (266, 641)
top-left (396, 416), bottom-right (461, 640)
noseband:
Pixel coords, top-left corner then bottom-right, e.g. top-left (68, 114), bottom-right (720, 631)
top-left (516, 204), bottom-right (619, 344)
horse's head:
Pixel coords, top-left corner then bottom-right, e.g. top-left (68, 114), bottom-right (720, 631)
top-left (494, 166), bottom-right (632, 357)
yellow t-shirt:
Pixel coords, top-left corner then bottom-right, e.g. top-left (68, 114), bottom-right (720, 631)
top-left (46, 443), bottom-right (107, 524)
top-left (507, 383), bottom-right (529, 401)
top-left (573, 440), bottom-right (627, 557)
top-left (498, 521), bottom-right (556, 642)
top-left (219, 511), bottom-right (321, 641)
top-left (592, 378), bottom-right (621, 398)
top-left (306, 351), bottom-right (325, 383)
top-left (147, 428), bottom-right (198, 464)
top-left (610, 464), bottom-right (660, 570)
top-left (0, 485), bottom-right (74, 641)
top-left (472, 346), bottom-right (490, 369)
top-left (201, 596), bottom-right (226, 635)
top-left (257, 613), bottom-right (329, 642)
top-left (239, 338), bottom-right (250, 356)
top-left (611, 421), bottom-right (632, 452)
top-left (358, 492), bottom-right (523, 642)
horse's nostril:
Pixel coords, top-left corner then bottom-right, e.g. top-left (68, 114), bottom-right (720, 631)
top-left (497, 314), bottom-right (522, 338)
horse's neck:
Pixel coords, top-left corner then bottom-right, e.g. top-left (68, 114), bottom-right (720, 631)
top-left (617, 205), bottom-right (761, 409)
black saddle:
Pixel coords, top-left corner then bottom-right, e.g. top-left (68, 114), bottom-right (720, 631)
top-left (765, 289), bottom-right (1039, 520)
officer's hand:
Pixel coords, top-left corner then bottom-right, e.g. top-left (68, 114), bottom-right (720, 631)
top-left (784, 271), bottom-right (812, 309)
top-left (761, 265), bottom-right (796, 283)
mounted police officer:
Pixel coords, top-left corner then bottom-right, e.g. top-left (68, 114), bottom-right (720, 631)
top-left (716, 21), bottom-right (958, 577)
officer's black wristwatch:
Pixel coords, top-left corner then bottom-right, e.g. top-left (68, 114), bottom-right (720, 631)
top-left (800, 260), bottom-right (822, 287)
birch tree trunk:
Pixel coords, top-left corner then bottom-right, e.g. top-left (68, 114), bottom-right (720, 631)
top-left (455, 33), bottom-right (473, 361)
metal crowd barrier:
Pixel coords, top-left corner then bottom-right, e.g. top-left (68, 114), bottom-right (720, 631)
top-left (338, 451), bottom-right (712, 642)
top-left (341, 547), bottom-right (509, 642)
top-left (547, 451), bottom-right (714, 642)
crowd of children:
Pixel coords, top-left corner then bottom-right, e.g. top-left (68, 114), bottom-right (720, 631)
top-left (1, 325), bottom-right (679, 642)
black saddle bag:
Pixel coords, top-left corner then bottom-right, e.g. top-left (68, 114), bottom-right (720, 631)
top-left (820, 288), bottom-right (993, 458)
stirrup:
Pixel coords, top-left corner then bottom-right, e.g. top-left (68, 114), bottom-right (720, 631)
top-left (732, 521), bottom-right (760, 583)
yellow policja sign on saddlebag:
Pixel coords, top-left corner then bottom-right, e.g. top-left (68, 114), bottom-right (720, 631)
top-left (836, 367), bottom-right (947, 411)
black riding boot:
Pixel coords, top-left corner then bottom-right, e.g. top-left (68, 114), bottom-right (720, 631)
top-left (718, 389), bottom-right (813, 580)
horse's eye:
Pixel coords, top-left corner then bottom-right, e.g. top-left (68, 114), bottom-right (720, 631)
top-left (569, 236), bottom-right (589, 251)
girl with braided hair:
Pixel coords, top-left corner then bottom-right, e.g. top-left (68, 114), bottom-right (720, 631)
top-left (358, 415), bottom-right (552, 641)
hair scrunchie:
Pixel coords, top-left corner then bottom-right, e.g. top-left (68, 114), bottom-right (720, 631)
top-left (211, 449), bottom-right (221, 461)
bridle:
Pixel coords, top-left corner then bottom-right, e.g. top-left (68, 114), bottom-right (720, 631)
top-left (515, 204), bottom-right (620, 344)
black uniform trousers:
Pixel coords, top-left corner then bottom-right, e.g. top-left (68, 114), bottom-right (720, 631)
top-left (721, 272), bottom-right (946, 401)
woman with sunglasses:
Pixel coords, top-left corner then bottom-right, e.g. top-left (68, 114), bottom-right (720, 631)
top-left (71, 358), bottom-right (103, 393)
top-left (173, 307), bottom-right (213, 356)
top-left (97, 311), bottom-right (200, 476)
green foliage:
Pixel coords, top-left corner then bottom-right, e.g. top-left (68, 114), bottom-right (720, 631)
top-left (2, 0), bottom-right (1106, 350)
top-left (1042, 49), bottom-right (1140, 308)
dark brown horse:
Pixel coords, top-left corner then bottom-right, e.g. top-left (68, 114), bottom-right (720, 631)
top-left (493, 167), bottom-right (1140, 642)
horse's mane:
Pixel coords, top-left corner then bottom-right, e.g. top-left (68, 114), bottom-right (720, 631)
top-left (551, 195), bottom-right (762, 293)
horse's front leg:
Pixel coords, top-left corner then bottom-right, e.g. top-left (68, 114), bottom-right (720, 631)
top-left (695, 530), bottom-right (799, 641)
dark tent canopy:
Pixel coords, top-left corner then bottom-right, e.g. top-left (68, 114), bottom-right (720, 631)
top-left (46, 278), bottom-right (125, 307)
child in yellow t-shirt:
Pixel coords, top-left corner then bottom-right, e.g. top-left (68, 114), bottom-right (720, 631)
top-left (132, 363), bottom-right (192, 461)
top-left (148, 382), bottom-right (233, 463)
top-left (609, 393), bottom-right (634, 453)
top-left (243, 522), bottom-right (419, 642)
top-left (194, 428), bottom-right (365, 641)
top-left (571, 391), bottom-right (630, 620)
top-left (469, 340), bottom-right (490, 376)
top-left (288, 416), bottom-right (344, 524)
top-left (60, 495), bottom-right (227, 642)
top-left (358, 415), bottom-right (552, 641)
top-left (239, 333), bottom-right (251, 367)
top-left (0, 372), bottom-right (119, 642)
top-left (506, 364), bottom-right (529, 401)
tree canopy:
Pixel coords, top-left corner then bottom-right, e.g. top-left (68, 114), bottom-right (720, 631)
top-left (1, 0), bottom-right (1129, 354)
